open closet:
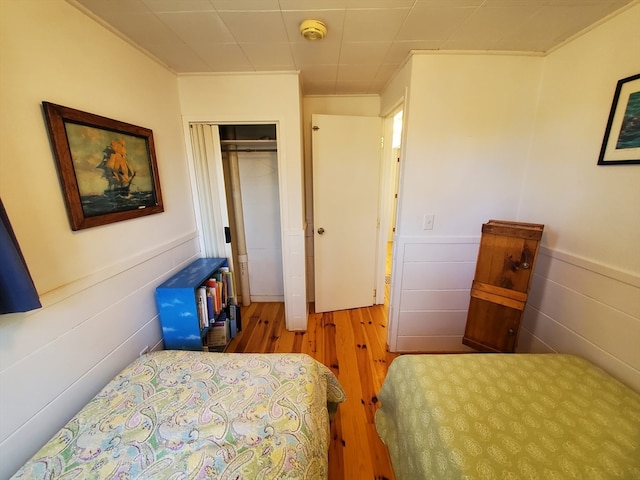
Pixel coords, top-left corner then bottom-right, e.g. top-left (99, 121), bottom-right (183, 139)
top-left (190, 123), bottom-right (284, 307)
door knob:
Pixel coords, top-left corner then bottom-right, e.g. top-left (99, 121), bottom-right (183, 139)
top-left (317, 227), bottom-right (325, 235)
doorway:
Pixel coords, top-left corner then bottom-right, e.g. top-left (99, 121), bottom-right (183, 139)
top-left (383, 110), bottom-right (402, 306)
top-left (189, 123), bottom-right (284, 306)
top-left (378, 109), bottom-right (403, 313)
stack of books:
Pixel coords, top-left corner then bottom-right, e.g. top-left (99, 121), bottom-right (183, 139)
top-left (196, 268), bottom-right (241, 351)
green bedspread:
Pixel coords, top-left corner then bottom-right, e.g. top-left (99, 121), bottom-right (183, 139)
top-left (375, 354), bottom-right (640, 480)
top-left (13, 350), bottom-right (346, 480)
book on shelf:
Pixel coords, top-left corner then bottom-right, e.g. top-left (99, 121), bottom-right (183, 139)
top-left (206, 291), bottom-right (215, 324)
top-left (204, 279), bottom-right (220, 316)
top-left (196, 287), bottom-right (208, 328)
top-left (228, 303), bottom-right (240, 337)
top-left (207, 325), bottom-right (227, 348)
top-left (190, 263), bottom-right (240, 351)
top-left (212, 268), bottom-right (236, 308)
top-left (207, 312), bottom-right (229, 348)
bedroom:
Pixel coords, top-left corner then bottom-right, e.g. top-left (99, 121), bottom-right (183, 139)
top-left (0, 0), bottom-right (638, 478)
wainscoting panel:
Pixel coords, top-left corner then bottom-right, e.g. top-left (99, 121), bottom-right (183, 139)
top-left (397, 311), bottom-right (468, 336)
top-left (400, 290), bottom-right (471, 311)
top-left (389, 238), bottom-right (639, 388)
top-left (0, 234), bottom-right (201, 478)
top-left (389, 236), bottom-right (479, 352)
top-left (519, 247), bottom-right (640, 391)
top-left (402, 261), bottom-right (476, 289)
top-left (283, 228), bottom-right (308, 331)
top-left (403, 241), bottom-right (480, 262)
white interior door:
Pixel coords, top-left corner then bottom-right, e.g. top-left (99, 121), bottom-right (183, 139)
top-left (312, 114), bottom-right (382, 313)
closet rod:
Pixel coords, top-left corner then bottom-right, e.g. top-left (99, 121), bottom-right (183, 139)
top-left (221, 148), bottom-right (278, 153)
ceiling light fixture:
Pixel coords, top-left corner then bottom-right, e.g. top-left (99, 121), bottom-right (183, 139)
top-left (300, 20), bottom-right (327, 41)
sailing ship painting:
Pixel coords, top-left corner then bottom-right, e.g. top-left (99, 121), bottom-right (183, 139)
top-left (64, 123), bottom-right (158, 217)
top-left (42, 101), bottom-right (163, 230)
top-left (98, 138), bottom-right (136, 197)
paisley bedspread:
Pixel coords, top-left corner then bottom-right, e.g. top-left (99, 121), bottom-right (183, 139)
top-left (13, 350), bottom-right (346, 479)
top-left (375, 354), bottom-right (640, 480)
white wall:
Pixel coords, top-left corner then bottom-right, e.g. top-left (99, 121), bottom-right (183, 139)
top-left (387, 53), bottom-right (544, 351)
top-left (177, 73), bottom-right (307, 330)
top-left (301, 95), bottom-right (381, 301)
top-left (520, 5), bottom-right (640, 275)
top-left (521, 247), bottom-right (640, 390)
top-left (0, 0), bottom-right (200, 477)
top-left (518, 4), bottom-right (640, 390)
top-left (385, 6), bottom-right (640, 390)
top-left (380, 59), bottom-right (410, 118)
top-left (399, 53), bottom-right (544, 237)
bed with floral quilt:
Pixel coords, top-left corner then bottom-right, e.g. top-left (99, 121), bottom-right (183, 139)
top-left (12, 350), bottom-right (346, 479)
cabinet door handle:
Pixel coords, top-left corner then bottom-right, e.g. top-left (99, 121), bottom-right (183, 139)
top-left (507, 328), bottom-right (516, 336)
top-left (317, 227), bottom-right (325, 235)
top-left (521, 262), bottom-right (531, 269)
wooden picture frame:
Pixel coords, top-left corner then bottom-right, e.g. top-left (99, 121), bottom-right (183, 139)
top-left (42, 102), bottom-right (164, 230)
top-left (597, 73), bottom-right (640, 165)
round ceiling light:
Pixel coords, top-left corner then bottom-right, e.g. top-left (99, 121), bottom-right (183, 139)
top-left (300, 20), bottom-right (327, 41)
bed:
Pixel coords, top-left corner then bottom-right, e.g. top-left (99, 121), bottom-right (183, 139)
top-left (12, 350), bottom-right (346, 479)
top-left (375, 354), bottom-right (640, 480)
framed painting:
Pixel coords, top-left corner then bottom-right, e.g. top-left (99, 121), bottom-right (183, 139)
top-left (42, 102), bottom-right (164, 230)
top-left (597, 73), bottom-right (640, 165)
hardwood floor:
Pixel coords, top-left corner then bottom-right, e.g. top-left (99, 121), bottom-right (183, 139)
top-left (226, 301), bottom-right (399, 480)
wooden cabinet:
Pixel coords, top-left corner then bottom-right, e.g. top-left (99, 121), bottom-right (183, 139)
top-left (156, 258), bottom-right (237, 351)
top-left (463, 220), bottom-right (544, 353)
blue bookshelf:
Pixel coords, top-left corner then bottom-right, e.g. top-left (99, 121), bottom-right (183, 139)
top-left (156, 258), bottom-right (228, 350)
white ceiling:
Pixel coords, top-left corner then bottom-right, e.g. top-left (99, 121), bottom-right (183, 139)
top-left (69, 0), bottom-right (634, 96)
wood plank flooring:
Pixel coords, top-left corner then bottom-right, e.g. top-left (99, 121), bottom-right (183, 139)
top-left (226, 301), bottom-right (399, 480)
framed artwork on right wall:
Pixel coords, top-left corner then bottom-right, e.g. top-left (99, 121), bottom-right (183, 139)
top-left (598, 73), bottom-right (640, 165)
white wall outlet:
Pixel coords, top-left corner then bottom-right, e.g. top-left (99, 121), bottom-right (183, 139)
top-left (423, 214), bottom-right (435, 230)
